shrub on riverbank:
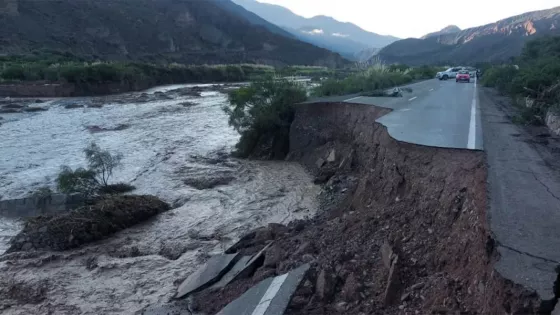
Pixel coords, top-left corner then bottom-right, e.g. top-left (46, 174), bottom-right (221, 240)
top-left (312, 67), bottom-right (413, 97)
top-left (56, 142), bottom-right (133, 197)
top-left (7, 195), bottom-right (170, 252)
top-left (481, 36), bottom-right (560, 124)
top-left (224, 78), bottom-right (307, 159)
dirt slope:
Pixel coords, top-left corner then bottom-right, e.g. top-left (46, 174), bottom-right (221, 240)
top-left (193, 102), bottom-right (541, 314)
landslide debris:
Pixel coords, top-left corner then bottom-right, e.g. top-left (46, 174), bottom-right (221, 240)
top-left (191, 102), bottom-right (540, 315)
top-left (7, 195), bottom-right (170, 253)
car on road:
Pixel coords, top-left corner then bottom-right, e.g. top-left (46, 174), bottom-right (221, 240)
top-left (456, 70), bottom-right (471, 83)
top-left (436, 67), bottom-right (463, 80)
top-left (464, 67), bottom-right (478, 79)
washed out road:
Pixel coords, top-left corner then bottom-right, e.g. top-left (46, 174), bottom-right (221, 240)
top-left (307, 78), bottom-right (560, 300)
top-left (306, 78), bottom-right (483, 150)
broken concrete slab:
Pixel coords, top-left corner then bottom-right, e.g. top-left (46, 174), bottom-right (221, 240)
top-left (225, 224), bottom-right (287, 254)
top-left (211, 255), bottom-right (252, 289)
top-left (326, 149), bottom-right (336, 162)
top-left (176, 253), bottom-right (239, 299)
top-left (232, 242), bottom-right (273, 282)
top-left (217, 263), bottom-right (310, 315)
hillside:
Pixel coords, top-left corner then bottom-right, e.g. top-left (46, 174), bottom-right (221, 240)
top-left (0, 0), bottom-right (348, 67)
top-left (421, 25), bottom-right (461, 39)
top-left (378, 6), bottom-right (560, 65)
top-left (232, 0), bottom-right (399, 59)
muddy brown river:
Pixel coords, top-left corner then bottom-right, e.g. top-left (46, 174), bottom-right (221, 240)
top-left (0, 84), bottom-right (319, 314)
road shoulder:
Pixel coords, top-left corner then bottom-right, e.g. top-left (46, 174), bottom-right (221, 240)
top-left (479, 87), bottom-right (560, 300)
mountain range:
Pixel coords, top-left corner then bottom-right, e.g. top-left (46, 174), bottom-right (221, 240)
top-left (0, 0), bottom-right (347, 67)
top-left (232, 0), bottom-right (399, 60)
top-left (1, 0), bottom-right (558, 68)
top-left (378, 6), bottom-right (560, 65)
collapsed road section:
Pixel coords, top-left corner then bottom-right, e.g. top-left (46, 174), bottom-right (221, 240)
top-left (150, 100), bottom-right (542, 314)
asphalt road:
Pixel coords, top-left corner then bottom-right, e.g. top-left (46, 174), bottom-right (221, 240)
top-left (480, 88), bottom-right (560, 300)
top-left (306, 78), bottom-right (483, 150)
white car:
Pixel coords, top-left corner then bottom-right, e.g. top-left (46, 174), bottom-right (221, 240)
top-left (436, 67), bottom-right (463, 80)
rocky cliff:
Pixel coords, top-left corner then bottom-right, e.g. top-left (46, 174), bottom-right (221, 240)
top-left (379, 6), bottom-right (560, 65)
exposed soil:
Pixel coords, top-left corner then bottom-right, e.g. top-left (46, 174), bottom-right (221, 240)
top-left (7, 195), bottom-right (170, 253)
top-left (192, 102), bottom-right (541, 315)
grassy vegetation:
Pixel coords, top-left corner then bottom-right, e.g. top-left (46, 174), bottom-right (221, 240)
top-left (312, 67), bottom-right (408, 97)
top-left (0, 55), bottom-right (275, 86)
top-left (0, 54), bottom-right (343, 89)
top-left (406, 65), bottom-right (447, 80)
top-left (481, 36), bottom-right (560, 124)
top-left (224, 78), bottom-right (307, 159)
top-left (312, 64), bottom-right (444, 97)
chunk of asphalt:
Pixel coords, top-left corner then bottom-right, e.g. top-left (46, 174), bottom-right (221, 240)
top-left (175, 253), bottom-right (239, 299)
top-left (232, 242), bottom-right (274, 282)
top-left (217, 263), bottom-right (310, 315)
top-left (211, 255), bottom-right (253, 289)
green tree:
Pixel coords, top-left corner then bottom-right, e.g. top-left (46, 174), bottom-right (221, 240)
top-left (56, 142), bottom-right (124, 196)
top-left (224, 78), bottom-right (307, 158)
top-left (84, 142), bottom-right (123, 187)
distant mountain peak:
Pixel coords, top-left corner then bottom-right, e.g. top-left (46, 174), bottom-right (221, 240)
top-left (421, 25), bottom-right (461, 39)
top-left (441, 25), bottom-right (461, 32)
top-left (232, 0), bottom-right (399, 60)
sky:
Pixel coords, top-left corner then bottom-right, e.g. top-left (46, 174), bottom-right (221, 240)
top-left (257, 0), bottom-right (559, 38)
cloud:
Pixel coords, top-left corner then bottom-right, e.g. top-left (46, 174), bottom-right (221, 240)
top-left (302, 28), bottom-right (324, 35)
top-left (332, 32), bottom-right (349, 37)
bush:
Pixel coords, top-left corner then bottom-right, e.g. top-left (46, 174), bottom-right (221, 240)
top-left (56, 166), bottom-right (98, 196)
top-left (407, 65), bottom-right (446, 80)
top-left (312, 67), bottom-right (413, 97)
top-left (224, 78), bottom-right (307, 158)
top-left (481, 36), bottom-right (560, 124)
top-left (56, 142), bottom-right (127, 196)
top-left (480, 66), bottom-right (518, 92)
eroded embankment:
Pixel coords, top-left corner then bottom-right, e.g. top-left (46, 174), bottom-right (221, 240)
top-left (193, 102), bottom-right (540, 314)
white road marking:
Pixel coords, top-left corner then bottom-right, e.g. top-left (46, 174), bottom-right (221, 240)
top-left (344, 96), bottom-right (361, 102)
top-left (399, 108), bottom-right (411, 112)
top-left (467, 77), bottom-right (478, 149)
top-left (429, 88), bottom-right (434, 91)
top-left (250, 273), bottom-right (289, 315)
top-left (408, 97), bottom-right (417, 101)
